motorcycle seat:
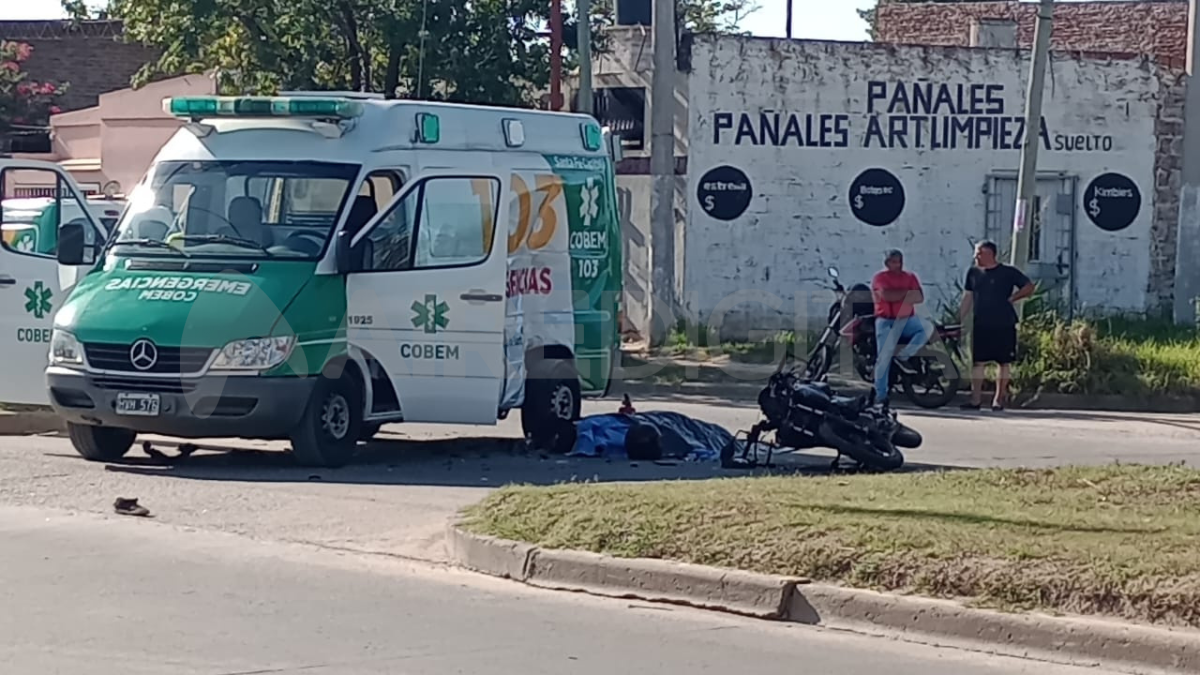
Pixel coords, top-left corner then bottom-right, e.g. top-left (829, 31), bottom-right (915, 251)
top-left (862, 320), bottom-right (933, 345)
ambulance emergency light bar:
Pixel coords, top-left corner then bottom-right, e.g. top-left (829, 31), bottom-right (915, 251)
top-left (163, 96), bottom-right (365, 120)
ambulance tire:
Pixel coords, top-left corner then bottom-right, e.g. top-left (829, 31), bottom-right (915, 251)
top-left (67, 423), bottom-right (135, 462)
top-left (521, 362), bottom-right (581, 454)
top-left (291, 373), bottom-right (363, 468)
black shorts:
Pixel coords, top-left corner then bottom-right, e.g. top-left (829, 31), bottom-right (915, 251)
top-left (972, 323), bottom-right (1017, 365)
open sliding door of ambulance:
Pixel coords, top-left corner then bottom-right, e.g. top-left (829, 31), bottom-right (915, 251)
top-left (0, 160), bottom-right (103, 405)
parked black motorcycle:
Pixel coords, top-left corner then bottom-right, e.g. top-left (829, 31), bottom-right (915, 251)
top-left (803, 267), bottom-right (964, 409)
top-left (721, 349), bottom-right (922, 472)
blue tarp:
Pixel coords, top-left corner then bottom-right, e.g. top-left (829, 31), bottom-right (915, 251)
top-left (570, 411), bottom-right (733, 462)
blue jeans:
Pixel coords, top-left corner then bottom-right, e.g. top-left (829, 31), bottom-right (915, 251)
top-left (874, 316), bottom-right (931, 403)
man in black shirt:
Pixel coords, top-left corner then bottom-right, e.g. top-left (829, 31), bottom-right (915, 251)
top-left (958, 240), bottom-right (1035, 411)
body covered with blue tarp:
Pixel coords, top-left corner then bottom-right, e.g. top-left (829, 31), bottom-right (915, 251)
top-left (571, 411), bottom-right (733, 462)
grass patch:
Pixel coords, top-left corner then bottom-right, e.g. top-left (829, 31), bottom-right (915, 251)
top-left (1014, 314), bottom-right (1200, 397)
top-left (656, 323), bottom-right (809, 365)
top-left (463, 465), bottom-right (1200, 628)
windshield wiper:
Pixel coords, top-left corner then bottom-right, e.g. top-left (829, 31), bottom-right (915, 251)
top-left (111, 238), bottom-right (190, 256)
top-left (175, 234), bottom-right (273, 256)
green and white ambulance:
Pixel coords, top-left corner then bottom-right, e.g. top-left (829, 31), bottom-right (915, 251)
top-left (0, 93), bottom-right (622, 467)
top-left (2, 196), bottom-right (125, 256)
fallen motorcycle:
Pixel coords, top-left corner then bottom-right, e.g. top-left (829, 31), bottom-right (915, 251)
top-left (721, 350), bottom-right (922, 472)
top-left (804, 266), bottom-right (964, 409)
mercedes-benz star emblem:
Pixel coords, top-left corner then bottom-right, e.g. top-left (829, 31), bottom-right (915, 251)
top-left (129, 339), bottom-right (159, 371)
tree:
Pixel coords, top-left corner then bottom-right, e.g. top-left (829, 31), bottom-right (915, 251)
top-left (0, 41), bottom-right (68, 136)
top-left (107, 0), bottom-right (754, 108)
top-left (61, 0), bottom-right (110, 21)
top-left (676, 0), bottom-right (758, 33)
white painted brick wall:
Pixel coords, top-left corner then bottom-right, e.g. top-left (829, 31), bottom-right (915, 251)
top-left (684, 36), bottom-right (1161, 336)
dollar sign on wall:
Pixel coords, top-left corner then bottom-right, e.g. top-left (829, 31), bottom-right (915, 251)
top-left (848, 168), bottom-right (905, 227)
top-left (695, 166), bottom-right (752, 221)
top-left (1083, 173), bottom-right (1140, 233)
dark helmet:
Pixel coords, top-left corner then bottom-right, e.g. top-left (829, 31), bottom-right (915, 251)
top-left (625, 422), bottom-right (663, 461)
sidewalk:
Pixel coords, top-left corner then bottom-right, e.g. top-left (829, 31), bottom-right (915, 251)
top-left (617, 350), bottom-right (1200, 413)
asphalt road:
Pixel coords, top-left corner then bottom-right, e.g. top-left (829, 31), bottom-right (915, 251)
top-left (1, 392), bottom-right (1198, 563)
top-left (0, 505), bottom-right (1128, 675)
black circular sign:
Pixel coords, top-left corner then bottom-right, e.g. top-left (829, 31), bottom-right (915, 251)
top-left (696, 165), bottom-right (752, 221)
top-left (849, 168), bottom-right (905, 227)
top-left (1084, 173), bottom-right (1141, 233)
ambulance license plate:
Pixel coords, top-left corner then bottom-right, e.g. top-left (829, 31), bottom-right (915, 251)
top-left (115, 392), bottom-right (161, 417)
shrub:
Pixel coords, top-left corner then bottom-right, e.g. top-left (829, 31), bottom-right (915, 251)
top-left (0, 40), bottom-right (68, 133)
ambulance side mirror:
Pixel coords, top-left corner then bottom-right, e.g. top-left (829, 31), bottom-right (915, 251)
top-left (335, 230), bottom-right (354, 273)
top-left (57, 222), bottom-right (95, 266)
top-left (336, 230), bottom-right (370, 274)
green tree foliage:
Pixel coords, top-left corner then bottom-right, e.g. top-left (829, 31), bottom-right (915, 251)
top-left (96, 0), bottom-right (753, 107)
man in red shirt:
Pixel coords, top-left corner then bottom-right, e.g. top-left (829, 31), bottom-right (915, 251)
top-left (870, 249), bottom-right (930, 404)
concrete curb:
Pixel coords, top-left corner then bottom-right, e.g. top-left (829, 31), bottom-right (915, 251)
top-left (0, 410), bottom-right (65, 436)
top-left (446, 523), bottom-right (1200, 674)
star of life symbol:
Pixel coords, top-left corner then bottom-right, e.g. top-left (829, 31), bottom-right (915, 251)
top-left (411, 294), bottom-right (449, 334)
top-left (14, 231), bottom-right (36, 252)
top-left (579, 178), bottom-right (600, 228)
top-left (24, 281), bottom-right (52, 319)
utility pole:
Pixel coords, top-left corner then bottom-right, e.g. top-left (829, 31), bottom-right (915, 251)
top-left (649, 0), bottom-right (677, 345)
top-left (786, 0), bottom-right (793, 39)
top-left (577, 0), bottom-right (593, 115)
top-left (1010, 0), bottom-right (1055, 310)
top-left (1174, 0), bottom-right (1200, 323)
top-left (550, 0), bottom-right (563, 110)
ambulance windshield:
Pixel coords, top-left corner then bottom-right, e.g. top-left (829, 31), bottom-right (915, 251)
top-left (111, 160), bottom-right (360, 259)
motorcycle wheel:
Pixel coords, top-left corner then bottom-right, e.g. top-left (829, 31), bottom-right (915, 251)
top-left (818, 421), bottom-right (904, 471)
top-left (891, 423), bottom-right (923, 449)
top-left (803, 345), bottom-right (832, 380)
top-left (902, 355), bottom-right (960, 409)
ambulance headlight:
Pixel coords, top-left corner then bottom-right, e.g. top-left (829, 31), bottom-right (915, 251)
top-left (211, 336), bottom-right (295, 371)
top-left (49, 330), bottom-right (84, 366)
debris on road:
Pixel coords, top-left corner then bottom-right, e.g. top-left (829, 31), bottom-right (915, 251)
top-left (112, 497), bottom-right (151, 518)
top-left (142, 441), bottom-right (199, 463)
top-left (618, 393), bottom-right (636, 415)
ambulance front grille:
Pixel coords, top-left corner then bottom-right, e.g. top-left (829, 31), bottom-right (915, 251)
top-left (84, 343), bottom-right (213, 374)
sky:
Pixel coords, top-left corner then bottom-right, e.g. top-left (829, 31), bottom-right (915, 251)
top-left (3, 0), bottom-right (879, 42)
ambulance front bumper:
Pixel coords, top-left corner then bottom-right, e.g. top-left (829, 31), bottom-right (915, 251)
top-left (46, 366), bottom-right (315, 439)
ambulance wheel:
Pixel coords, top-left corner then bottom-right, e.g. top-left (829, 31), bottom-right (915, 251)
top-left (291, 373), bottom-right (362, 468)
top-left (521, 362), bottom-right (581, 453)
top-left (67, 423), bottom-right (135, 462)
